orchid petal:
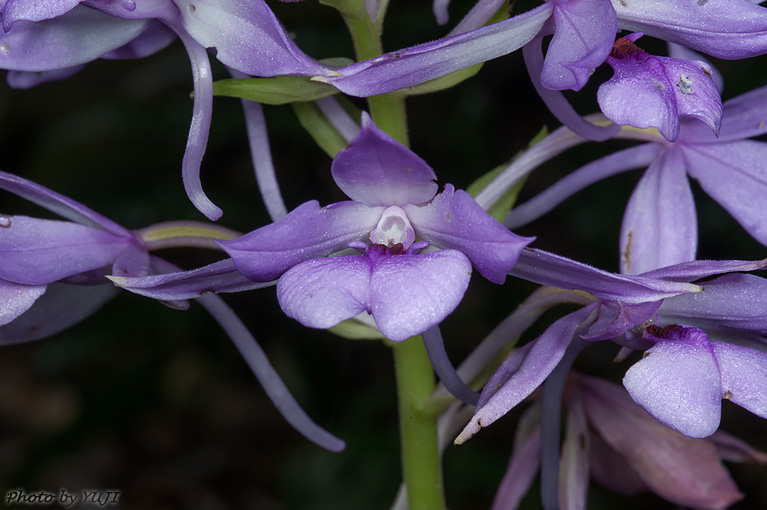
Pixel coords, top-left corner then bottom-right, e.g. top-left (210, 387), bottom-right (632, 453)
top-left (6, 65), bottom-right (84, 88)
top-left (667, 42), bottom-right (723, 93)
top-left (613, 0), bottom-right (767, 59)
top-left (623, 326), bottom-right (722, 437)
top-left (174, 0), bottom-right (329, 77)
top-left (0, 282), bottom-right (119, 344)
top-left (456, 304), bottom-right (595, 443)
top-left (101, 20), bottom-right (176, 60)
top-left (2, 0), bottom-right (81, 31)
top-left (580, 374), bottom-right (742, 508)
top-left (620, 149), bottom-right (697, 275)
top-left (0, 216), bottom-right (131, 285)
top-left (109, 258), bottom-right (274, 301)
top-left (0, 279), bottom-right (46, 326)
top-left (219, 201), bottom-right (382, 282)
top-left (509, 248), bottom-right (701, 304)
top-left (714, 341), bottom-right (767, 420)
top-left (406, 184), bottom-right (533, 284)
top-left (422, 326), bottom-right (480, 405)
top-left (640, 258), bottom-right (767, 281)
top-left (433, 0), bottom-right (450, 25)
top-left (683, 140), bottom-right (767, 245)
top-left (491, 426), bottom-right (542, 510)
top-left (326, 3), bottom-right (553, 97)
top-left (541, 0), bottom-right (616, 91)
top-left (559, 394), bottom-right (589, 510)
top-left (582, 300), bottom-right (661, 341)
top-left (707, 430), bottom-right (767, 464)
top-left (681, 84), bottom-right (767, 143)
top-left (588, 428), bottom-right (648, 495)
top-left (0, 5), bottom-right (148, 71)
top-left (449, 0), bottom-right (506, 35)
top-left (331, 113), bottom-right (438, 207)
top-left (659, 273), bottom-right (767, 334)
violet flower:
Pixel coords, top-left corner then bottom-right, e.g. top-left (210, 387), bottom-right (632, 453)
top-left (492, 373), bottom-right (755, 510)
top-left (507, 85), bottom-right (767, 275)
top-left (218, 113), bottom-right (533, 341)
top-left (0, 0), bottom-right (333, 220)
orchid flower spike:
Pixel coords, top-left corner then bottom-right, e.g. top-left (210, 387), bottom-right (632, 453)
top-left (0, 0), bottom-right (334, 221)
top-left (219, 113), bottom-right (533, 341)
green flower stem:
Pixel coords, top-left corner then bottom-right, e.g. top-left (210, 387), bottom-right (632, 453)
top-left (392, 336), bottom-right (446, 510)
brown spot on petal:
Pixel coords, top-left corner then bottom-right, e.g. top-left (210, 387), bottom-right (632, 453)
top-left (0, 215), bottom-right (10, 228)
top-left (724, 391), bottom-right (733, 400)
top-left (622, 230), bottom-right (633, 274)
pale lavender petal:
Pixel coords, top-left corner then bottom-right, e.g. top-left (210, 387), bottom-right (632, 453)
top-left (277, 256), bottom-right (370, 330)
top-left (623, 326), bottom-right (722, 437)
top-left (491, 426), bottom-right (542, 510)
top-left (101, 21), bottom-right (176, 60)
top-left (326, 4), bottom-right (553, 97)
top-left (112, 242), bottom-right (151, 278)
top-left (433, 0), bottom-right (450, 25)
top-left (175, 0), bottom-right (330, 77)
top-left (421, 326), bottom-right (480, 405)
top-left (588, 428), bottom-right (648, 495)
top-left (6, 65), bottom-right (84, 88)
top-left (0, 216), bottom-right (132, 285)
top-left (714, 341), bottom-right (767, 420)
top-left (559, 395), bottom-right (589, 510)
top-left (614, 0), bottom-right (767, 59)
top-left (0, 279), bottom-right (46, 326)
top-left (506, 144), bottom-right (659, 229)
top-left (640, 258), bottom-right (767, 281)
top-left (523, 36), bottom-right (621, 141)
top-left (331, 113), bottom-right (438, 207)
top-left (449, 0), bottom-right (506, 35)
top-left (109, 259), bottom-right (274, 301)
top-left (369, 249), bottom-right (472, 341)
top-left (582, 300), bottom-right (661, 341)
top-left (683, 141), bottom-right (767, 245)
top-left (455, 304), bottom-right (595, 443)
top-left (708, 430), bottom-right (767, 464)
top-left (219, 200), bottom-right (382, 281)
top-left (175, 30), bottom-right (222, 221)
top-left (509, 248), bottom-right (701, 304)
top-left (667, 42), bottom-right (723, 92)
top-left (691, 84), bottom-right (767, 142)
top-left (0, 282), bottom-right (119, 344)
top-left (0, 6), bottom-right (148, 71)
top-left (541, 0), bottom-right (616, 91)
top-left (405, 185), bottom-right (533, 284)
top-left (620, 149), bottom-right (697, 275)
top-left (580, 374), bottom-right (742, 508)
top-left (2, 0), bottom-right (80, 30)
top-left (0, 170), bottom-right (130, 235)
top-left (315, 97), bottom-right (360, 143)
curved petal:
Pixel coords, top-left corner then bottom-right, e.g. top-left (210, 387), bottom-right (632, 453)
top-left (331, 113), bottom-right (438, 207)
top-left (422, 325), bottom-right (480, 405)
top-left (6, 65), bottom-right (84, 88)
top-left (541, 0), bottom-right (616, 91)
top-left (613, 0), bottom-right (767, 59)
top-left (620, 149), bottom-right (697, 275)
top-left (175, 0), bottom-right (329, 77)
top-left (714, 341), bottom-right (767, 420)
top-left (681, 84), bottom-right (767, 143)
top-left (0, 279), bottom-right (46, 326)
top-left (101, 20), bottom-right (176, 59)
top-left (623, 326), bottom-right (722, 438)
top-left (0, 5), bottom-right (148, 71)
top-left (370, 249), bottom-right (471, 341)
top-left (0, 216), bottom-right (132, 285)
top-left (2, 0), bottom-right (81, 30)
top-left (0, 282), bottom-right (119, 344)
top-left (219, 200), bottom-right (382, 282)
top-left (406, 185), bottom-right (533, 284)
top-left (683, 140), bottom-right (767, 245)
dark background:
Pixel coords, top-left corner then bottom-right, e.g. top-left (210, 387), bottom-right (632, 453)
top-left (1, 1), bottom-right (765, 508)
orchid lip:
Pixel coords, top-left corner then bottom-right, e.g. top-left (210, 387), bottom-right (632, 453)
top-left (369, 205), bottom-right (415, 249)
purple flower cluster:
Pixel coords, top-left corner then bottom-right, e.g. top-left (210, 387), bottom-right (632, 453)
top-left (1, 0), bottom-right (767, 507)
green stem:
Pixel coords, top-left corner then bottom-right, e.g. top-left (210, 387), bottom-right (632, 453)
top-left (392, 337), bottom-right (445, 510)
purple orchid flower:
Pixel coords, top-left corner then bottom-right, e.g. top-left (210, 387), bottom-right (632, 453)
top-left (0, 0), bottom-right (333, 221)
top-left (217, 113), bottom-right (533, 341)
top-left (507, 84), bottom-right (767, 275)
top-left (492, 373), bottom-right (754, 510)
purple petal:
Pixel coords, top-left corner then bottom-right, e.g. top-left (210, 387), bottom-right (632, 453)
top-left (433, 0), bottom-right (450, 25)
top-left (599, 38), bottom-right (722, 141)
top-left (6, 65), bottom-right (84, 88)
top-left (422, 326), bottom-right (480, 405)
top-left (660, 273), bottom-right (767, 334)
top-left (449, 0), bottom-right (507, 35)
top-left (219, 200), bottom-right (382, 282)
top-left (491, 425), bottom-right (542, 510)
top-left (174, 0), bottom-right (330, 77)
top-left (559, 394), bottom-right (590, 510)
top-left (0, 282), bottom-right (119, 344)
top-left (109, 258), bottom-right (275, 301)
top-left (623, 326), bottom-right (722, 437)
top-left (683, 141), bottom-right (767, 245)
top-left (0, 216), bottom-right (132, 285)
top-left (509, 248), bottom-right (701, 304)
top-left (0, 170), bottom-right (130, 236)
top-left (2, 0), bottom-right (80, 30)
top-left (681, 84), bottom-right (767, 144)
top-left (101, 21), bottom-right (176, 60)
top-left (588, 428), bottom-right (648, 495)
top-left (614, 0), bottom-right (767, 59)
top-left (326, 4), bottom-right (553, 97)
top-left (580, 374), bottom-right (742, 508)
top-left (620, 149), bottom-right (697, 275)
top-left (667, 42), bottom-right (723, 93)
top-left (640, 258), bottom-right (767, 281)
top-left (582, 300), bottom-right (661, 341)
top-left (0, 5), bottom-right (148, 71)
top-left (707, 430), bottom-right (767, 464)
top-left (455, 304), bottom-right (595, 443)
top-left (331, 113), bottom-right (438, 207)
top-left (714, 341), bottom-right (767, 421)
top-left (541, 0), bottom-right (616, 91)
top-left (405, 185), bottom-right (533, 284)
top-left (0, 279), bottom-right (46, 326)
